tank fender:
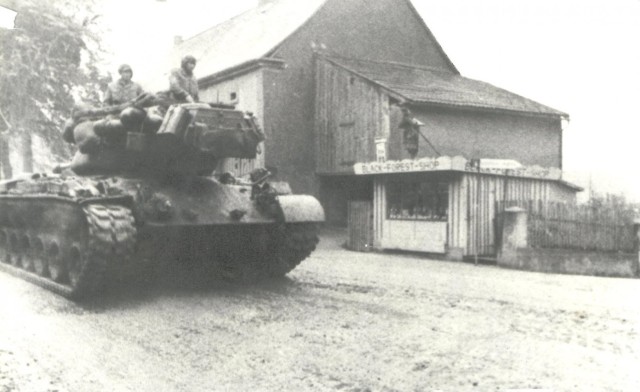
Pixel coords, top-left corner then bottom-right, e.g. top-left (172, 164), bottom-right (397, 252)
top-left (276, 195), bottom-right (325, 223)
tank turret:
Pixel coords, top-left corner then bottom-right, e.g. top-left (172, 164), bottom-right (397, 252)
top-left (63, 95), bottom-right (265, 177)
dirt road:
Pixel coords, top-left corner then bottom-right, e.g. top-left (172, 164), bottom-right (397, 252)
top-left (1, 230), bottom-right (639, 391)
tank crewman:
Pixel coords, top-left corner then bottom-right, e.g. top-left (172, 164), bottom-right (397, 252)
top-left (103, 64), bottom-right (145, 107)
top-left (169, 55), bottom-right (199, 103)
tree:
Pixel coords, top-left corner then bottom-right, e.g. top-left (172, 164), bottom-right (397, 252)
top-left (0, 0), bottom-right (110, 177)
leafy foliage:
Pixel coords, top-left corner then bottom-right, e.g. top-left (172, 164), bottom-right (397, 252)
top-left (0, 0), bottom-right (110, 157)
top-left (586, 192), bottom-right (638, 224)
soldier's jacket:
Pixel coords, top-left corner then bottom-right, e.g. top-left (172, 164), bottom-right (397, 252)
top-left (169, 68), bottom-right (199, 102)
top-left (104, 79), bottom-right (144, 106)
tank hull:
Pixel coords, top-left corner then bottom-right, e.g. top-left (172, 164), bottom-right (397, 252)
top-left (0, 173), bottom-right (323, 299)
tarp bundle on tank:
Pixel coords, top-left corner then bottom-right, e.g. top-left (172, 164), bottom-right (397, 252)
top-left (58, 93), bottom-right (266, 175)
top-left (157, 104), bottom-right (265, 159)
top-left (63, 93), bottom-right (165, 154)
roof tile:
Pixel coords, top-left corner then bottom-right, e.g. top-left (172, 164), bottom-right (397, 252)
top-left (328, 56), bottom-right (567, 117)
top-left (174, 0), bottom-right (327, 78)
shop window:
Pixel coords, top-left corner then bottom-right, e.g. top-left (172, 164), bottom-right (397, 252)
top-left (387, 181), bottom-right (448, 221)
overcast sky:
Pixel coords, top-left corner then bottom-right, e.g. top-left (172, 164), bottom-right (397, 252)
top-left (99, 0), bottom-right (640, 201)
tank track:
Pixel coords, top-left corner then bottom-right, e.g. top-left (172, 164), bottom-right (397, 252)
top-left (0, 200), bottom-right (136, 300)
top-left (266, 223), bottom-right (319, 277)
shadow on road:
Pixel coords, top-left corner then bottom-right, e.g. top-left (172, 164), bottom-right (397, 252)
top-left (71, 227), bottom-right (344, 310)
top-left (75, 264), bottom-right (303, 311)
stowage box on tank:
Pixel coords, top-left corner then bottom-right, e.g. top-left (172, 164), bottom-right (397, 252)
top-left (0, 98), bottom-right (324, 300)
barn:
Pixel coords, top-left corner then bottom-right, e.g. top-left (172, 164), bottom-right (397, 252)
top-left (172, 0), bottom-right (581, 259)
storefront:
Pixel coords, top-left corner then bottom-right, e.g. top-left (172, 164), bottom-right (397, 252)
top-left (352, 156), bottom-right (580, 259)
top-left (380, 173), bottom-right (449, 253)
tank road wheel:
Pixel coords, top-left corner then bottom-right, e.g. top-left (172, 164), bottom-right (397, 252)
top-left (0, 200), bottom-right (135, 300)
top-left (8, 232), bottom-right (21, 268)
top-left (32, 237), bottom-right (48, 276)
top-left (65, 242), bottom-right (106, 296)
top-left (265, 223), bottom-right (319, 278)
top-left (47, 242), bottom-right (66, 283)
top-left (20, 235), bottom-right (33, 271)
top-left (67, 246), bottom-right (85, 290)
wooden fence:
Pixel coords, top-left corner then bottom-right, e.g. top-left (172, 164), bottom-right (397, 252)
top-left (496, 200), bottom-right (637, 253)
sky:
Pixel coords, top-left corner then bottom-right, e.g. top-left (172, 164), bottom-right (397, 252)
top-left (98, 0), bottom-right (640, 201)
top-left (0, 5), bottom-right (16, 28)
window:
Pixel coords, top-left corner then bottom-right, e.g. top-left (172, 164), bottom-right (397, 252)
top-left (387, 180), bottom-right (448, 221)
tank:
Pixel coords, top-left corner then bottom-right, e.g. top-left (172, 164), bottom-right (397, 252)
top-left (0, 95), bottom-right (325, 299)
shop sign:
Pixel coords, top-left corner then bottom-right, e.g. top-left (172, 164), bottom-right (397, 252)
top-left (479, 159), bottom-right (522, 170)
top-left (354, 155), bottom-right (562, 181)
top-left (353, 156), bottom-right (465, 175)
top-left (463, 159), bottom-right (561, 180)
top-left (375, 138), bottom-right (387, 162)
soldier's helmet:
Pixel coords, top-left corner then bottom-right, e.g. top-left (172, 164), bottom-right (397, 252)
top-left (118, 64), bottom-right (133, 74)
top-left (181, 55), bottom-right (197, 68)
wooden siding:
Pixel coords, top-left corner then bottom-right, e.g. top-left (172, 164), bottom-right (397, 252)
top-left (456, 173), bottom-right (579, 257)
top-left (373, 173), bottom-right (575, 257)
top-left (373, 173), bottom-right (576, 256)
top-left (315, 58), bottom-right (388, 174)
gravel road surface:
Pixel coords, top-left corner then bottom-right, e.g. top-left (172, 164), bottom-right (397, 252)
top-left (1, 229), bottom-right (638, 391)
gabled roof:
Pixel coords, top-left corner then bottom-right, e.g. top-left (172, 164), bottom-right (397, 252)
top-left (402, 0), bottom-right (458, 74)
top-left (174, 0), bottom-right (460, 80)
top-left (175, 0), bottom-right (565, 118)
top-left (325, 55), bottom-right (568, 118)
top-left (174, 0), bottom-right (327, 79)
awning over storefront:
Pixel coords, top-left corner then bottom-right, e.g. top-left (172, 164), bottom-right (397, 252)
top-left (353, 155), bottom-right (581, 191)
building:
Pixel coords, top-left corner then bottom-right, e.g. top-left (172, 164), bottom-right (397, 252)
top-left (173, 0), bottom-right (580, 259)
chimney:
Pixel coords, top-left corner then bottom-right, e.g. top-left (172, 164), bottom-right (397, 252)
top-left (258, 0), bottom-right (276, 7)
top-left (173, 35), bottom-right (183, 46)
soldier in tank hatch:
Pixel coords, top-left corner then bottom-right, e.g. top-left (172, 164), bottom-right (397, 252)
top-left (169, 55), bottom-right (199, 103)
top-left (103, 64), bottom-right (145, 107)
